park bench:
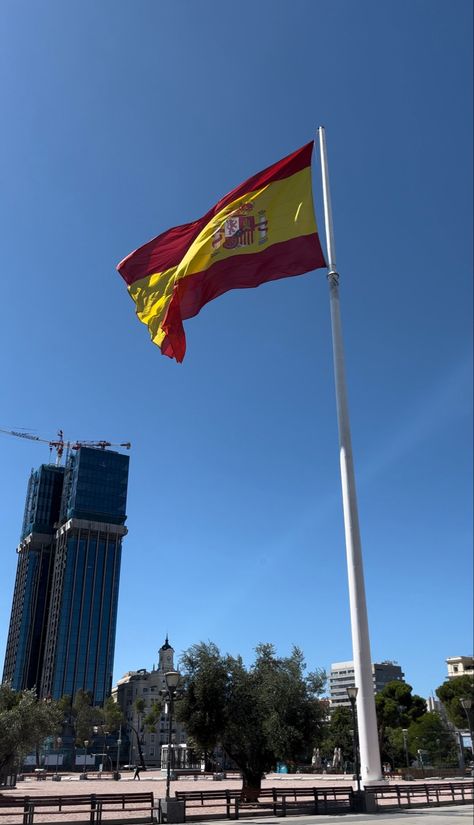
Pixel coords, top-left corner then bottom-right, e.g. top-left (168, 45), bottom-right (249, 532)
top-left (258, 786), bottom-right (354, 816)
top-left (79, 771), bottom-right (118, 780)
top-left (172, 785), bottom-right (354, 820)
top-left (0, 791), bottom-right (154, 824)
top-left (365, 781), bottom-right (474, 809)
top-left (173, 789), bottom-right (241, 820)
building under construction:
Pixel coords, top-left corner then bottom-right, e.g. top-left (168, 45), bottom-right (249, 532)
top-left (2, 442), bottom-right (130, 705)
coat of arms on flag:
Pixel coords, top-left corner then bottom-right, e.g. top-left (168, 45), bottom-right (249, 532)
top-left (212, 204), bottom-right (269, 254)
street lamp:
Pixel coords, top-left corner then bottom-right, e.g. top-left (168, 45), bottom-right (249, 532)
top-left (115, 725), bottom-right (122, 779)
top-left (164, 671), bottom-right (180, 799)
top-left (346, 686), bottom-right (361, 804)
top-left (460, 699), bottom-right (473, 751)
top-left (402, 729), bottom-right (409, 770)
top-left (82, 740), bottom-right (89, 778)
top-left (55, 737), bottom-right (62, 777)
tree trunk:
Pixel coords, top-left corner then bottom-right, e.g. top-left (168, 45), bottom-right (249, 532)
top-left (241, 770), bottom-right (262, 802)
top-left (129, 725), bottom-right (146, 769)
top-left (135, 730), bottom-right (146, 769)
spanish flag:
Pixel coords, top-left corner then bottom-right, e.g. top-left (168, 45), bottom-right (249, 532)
top-left (117, 142), bottom-right (326, 362)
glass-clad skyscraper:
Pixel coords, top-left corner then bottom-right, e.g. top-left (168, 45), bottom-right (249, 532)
top-left (3, 465), bottom-right (64, 693)
top-left (2, 447), bottom-right (129, 705)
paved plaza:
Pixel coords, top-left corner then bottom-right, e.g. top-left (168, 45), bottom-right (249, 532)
top-left (1, 771), bottom-right (472, 824)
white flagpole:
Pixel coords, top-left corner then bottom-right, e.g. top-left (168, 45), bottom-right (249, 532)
top-left (318, 126), bottom-right (382, 784)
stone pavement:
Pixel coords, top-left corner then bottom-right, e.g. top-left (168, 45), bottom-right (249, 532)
top-left (1, 771), bottom-right (471, 824)
top-left (203, 806), bottom-right (472, 824)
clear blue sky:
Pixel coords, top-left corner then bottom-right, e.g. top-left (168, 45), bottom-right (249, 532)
top-left (0, 0), bottom-right (472, 701)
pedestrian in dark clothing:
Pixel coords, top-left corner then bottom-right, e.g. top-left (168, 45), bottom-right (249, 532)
top-left (133, 765), bottom-right (141, 780)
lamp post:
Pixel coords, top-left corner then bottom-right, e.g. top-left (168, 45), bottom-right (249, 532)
top-left (55, 737), bottom-right (62, 778)
top-left (402, 729), bottom-right (409, 770)
top-left (115, 725), bottom-right (122, 779)
top-left (81, 740), bottom-right (89, 779)
top-left (346, 686), bottom-right (361, 808)
top-left (164, 671), bottom-right (180, 799)
top-left (105, 730), bottom-right (112, 770)
top-left (460, 698), bottom-right (473, 752)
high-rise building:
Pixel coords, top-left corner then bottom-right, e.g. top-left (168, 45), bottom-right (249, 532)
top-left (329, 659), bottom-right (405, 708)
top-left (2, 447), bottom-right (129, 705)
top-left (3, 465), bottom-right (64, 694)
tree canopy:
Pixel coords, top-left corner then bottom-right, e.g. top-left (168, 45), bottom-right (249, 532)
top-left (177, 641), bottom-right (326, 799)
top-left (435, 675), bottom-right (474, 731)
top-left (408, 712), bottom-right (458, 766)
top-left (0, 685), bottom-right (62, 775)
top-left (319, 706), bottom-right (354, 765)
top-left (375, 680), bottom-right (426, 731)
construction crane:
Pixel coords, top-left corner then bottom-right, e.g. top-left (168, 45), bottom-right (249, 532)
top-left (0, 427), bottom-right (131, 465)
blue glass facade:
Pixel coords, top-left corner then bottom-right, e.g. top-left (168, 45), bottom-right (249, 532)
top-left (43, 528), bottom-right (123, 703)
top-left (21, 465), bottom-right (64, 540)
top-left (3, 447), bottom-right (129, 705)
top-left (60, 448), bottom-right (128, 525)
top-left (2, 539), bottom-right (53, 691)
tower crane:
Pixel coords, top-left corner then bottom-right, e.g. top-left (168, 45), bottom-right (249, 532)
top-left (0, 427), bottom-right (131, 465)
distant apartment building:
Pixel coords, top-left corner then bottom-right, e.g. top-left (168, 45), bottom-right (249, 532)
top-left (446, 656), bottom-right (474, 680)
top-left (112, 637), bottom-right (188, 768)
top-left (329, 660), bottom-right (405, 708)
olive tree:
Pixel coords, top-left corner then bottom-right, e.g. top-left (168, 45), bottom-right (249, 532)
top-left (177, 641), bottom-right (326, 800)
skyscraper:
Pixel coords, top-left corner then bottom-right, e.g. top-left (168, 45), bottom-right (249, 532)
top-left (2, 464), bottom-right (64, 694)
top-left (2, 447), bottom-right (129, 705)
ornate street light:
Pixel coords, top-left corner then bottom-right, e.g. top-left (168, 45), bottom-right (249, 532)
top-left (164, 671), bottom-right (180, 799)
top-left (460, 698), bottom-right (473, 752)
top-left (115, 725), bottom-right (122, 779)
top-left (55, 737), bottom-right (62, 778)
top-left (83, 740), bottom-right (89, 776)
top-left (402, 729), bottom-right (410, 769)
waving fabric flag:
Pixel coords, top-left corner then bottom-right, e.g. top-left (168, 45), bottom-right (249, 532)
top-left (117, 142), bottom-right (326, 362)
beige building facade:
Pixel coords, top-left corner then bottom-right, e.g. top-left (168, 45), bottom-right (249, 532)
top-left (446, 655), bottom-right (474, 680)
top-left (112, 637), bottom-right (188, 769)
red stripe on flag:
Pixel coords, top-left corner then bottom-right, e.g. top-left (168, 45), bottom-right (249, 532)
top-left (160, 232), bottom-right (325, 362)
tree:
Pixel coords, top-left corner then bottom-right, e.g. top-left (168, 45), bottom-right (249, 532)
top-left (376, 681), bottom-right (426, 732)
top-left (408, 712), bottom-right (458, 766)
top-left (0, 685), bottom-right (62, 775)
top-left (435, 675), bottom-right (474, 731)
top-left (177, 641), bottom-right (326, 800)
top-left (102, 696), bottom-right (124, 733)
top-left (127, 698), bottom-right (147, 769)
top-left (320, 707), bottom-right (353, 768)
top-left (71, 690), bottom-right (103, 745)
top-left (375, 680), bottom-right (426, 763)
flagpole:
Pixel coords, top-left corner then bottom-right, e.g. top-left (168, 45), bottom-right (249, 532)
top-left (318, 126), bottom-right (382, 784)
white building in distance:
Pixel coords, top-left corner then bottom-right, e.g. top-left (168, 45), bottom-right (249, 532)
top-left (446, 656), bottom-right (474, 680)
top-left (329, 660), bottom-right (405, 708)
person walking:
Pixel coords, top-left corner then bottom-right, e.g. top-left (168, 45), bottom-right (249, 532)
top-left (133, 765), bottom-right (141, 780)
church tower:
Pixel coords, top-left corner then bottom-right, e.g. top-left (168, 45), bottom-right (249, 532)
top-left (158, 635), bottom-right (175, 672)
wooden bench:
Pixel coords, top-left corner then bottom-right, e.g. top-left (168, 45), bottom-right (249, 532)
top-left (0, 791), bottom-right (154, 824)
top-left (174, 789), bottom-right (241, 820)
top-left (173, 786), bottom-right (354, 820)
top-left (258, 786), bottom-right (354, 816)
top-left (365, 781), bottom-right (474, 809)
